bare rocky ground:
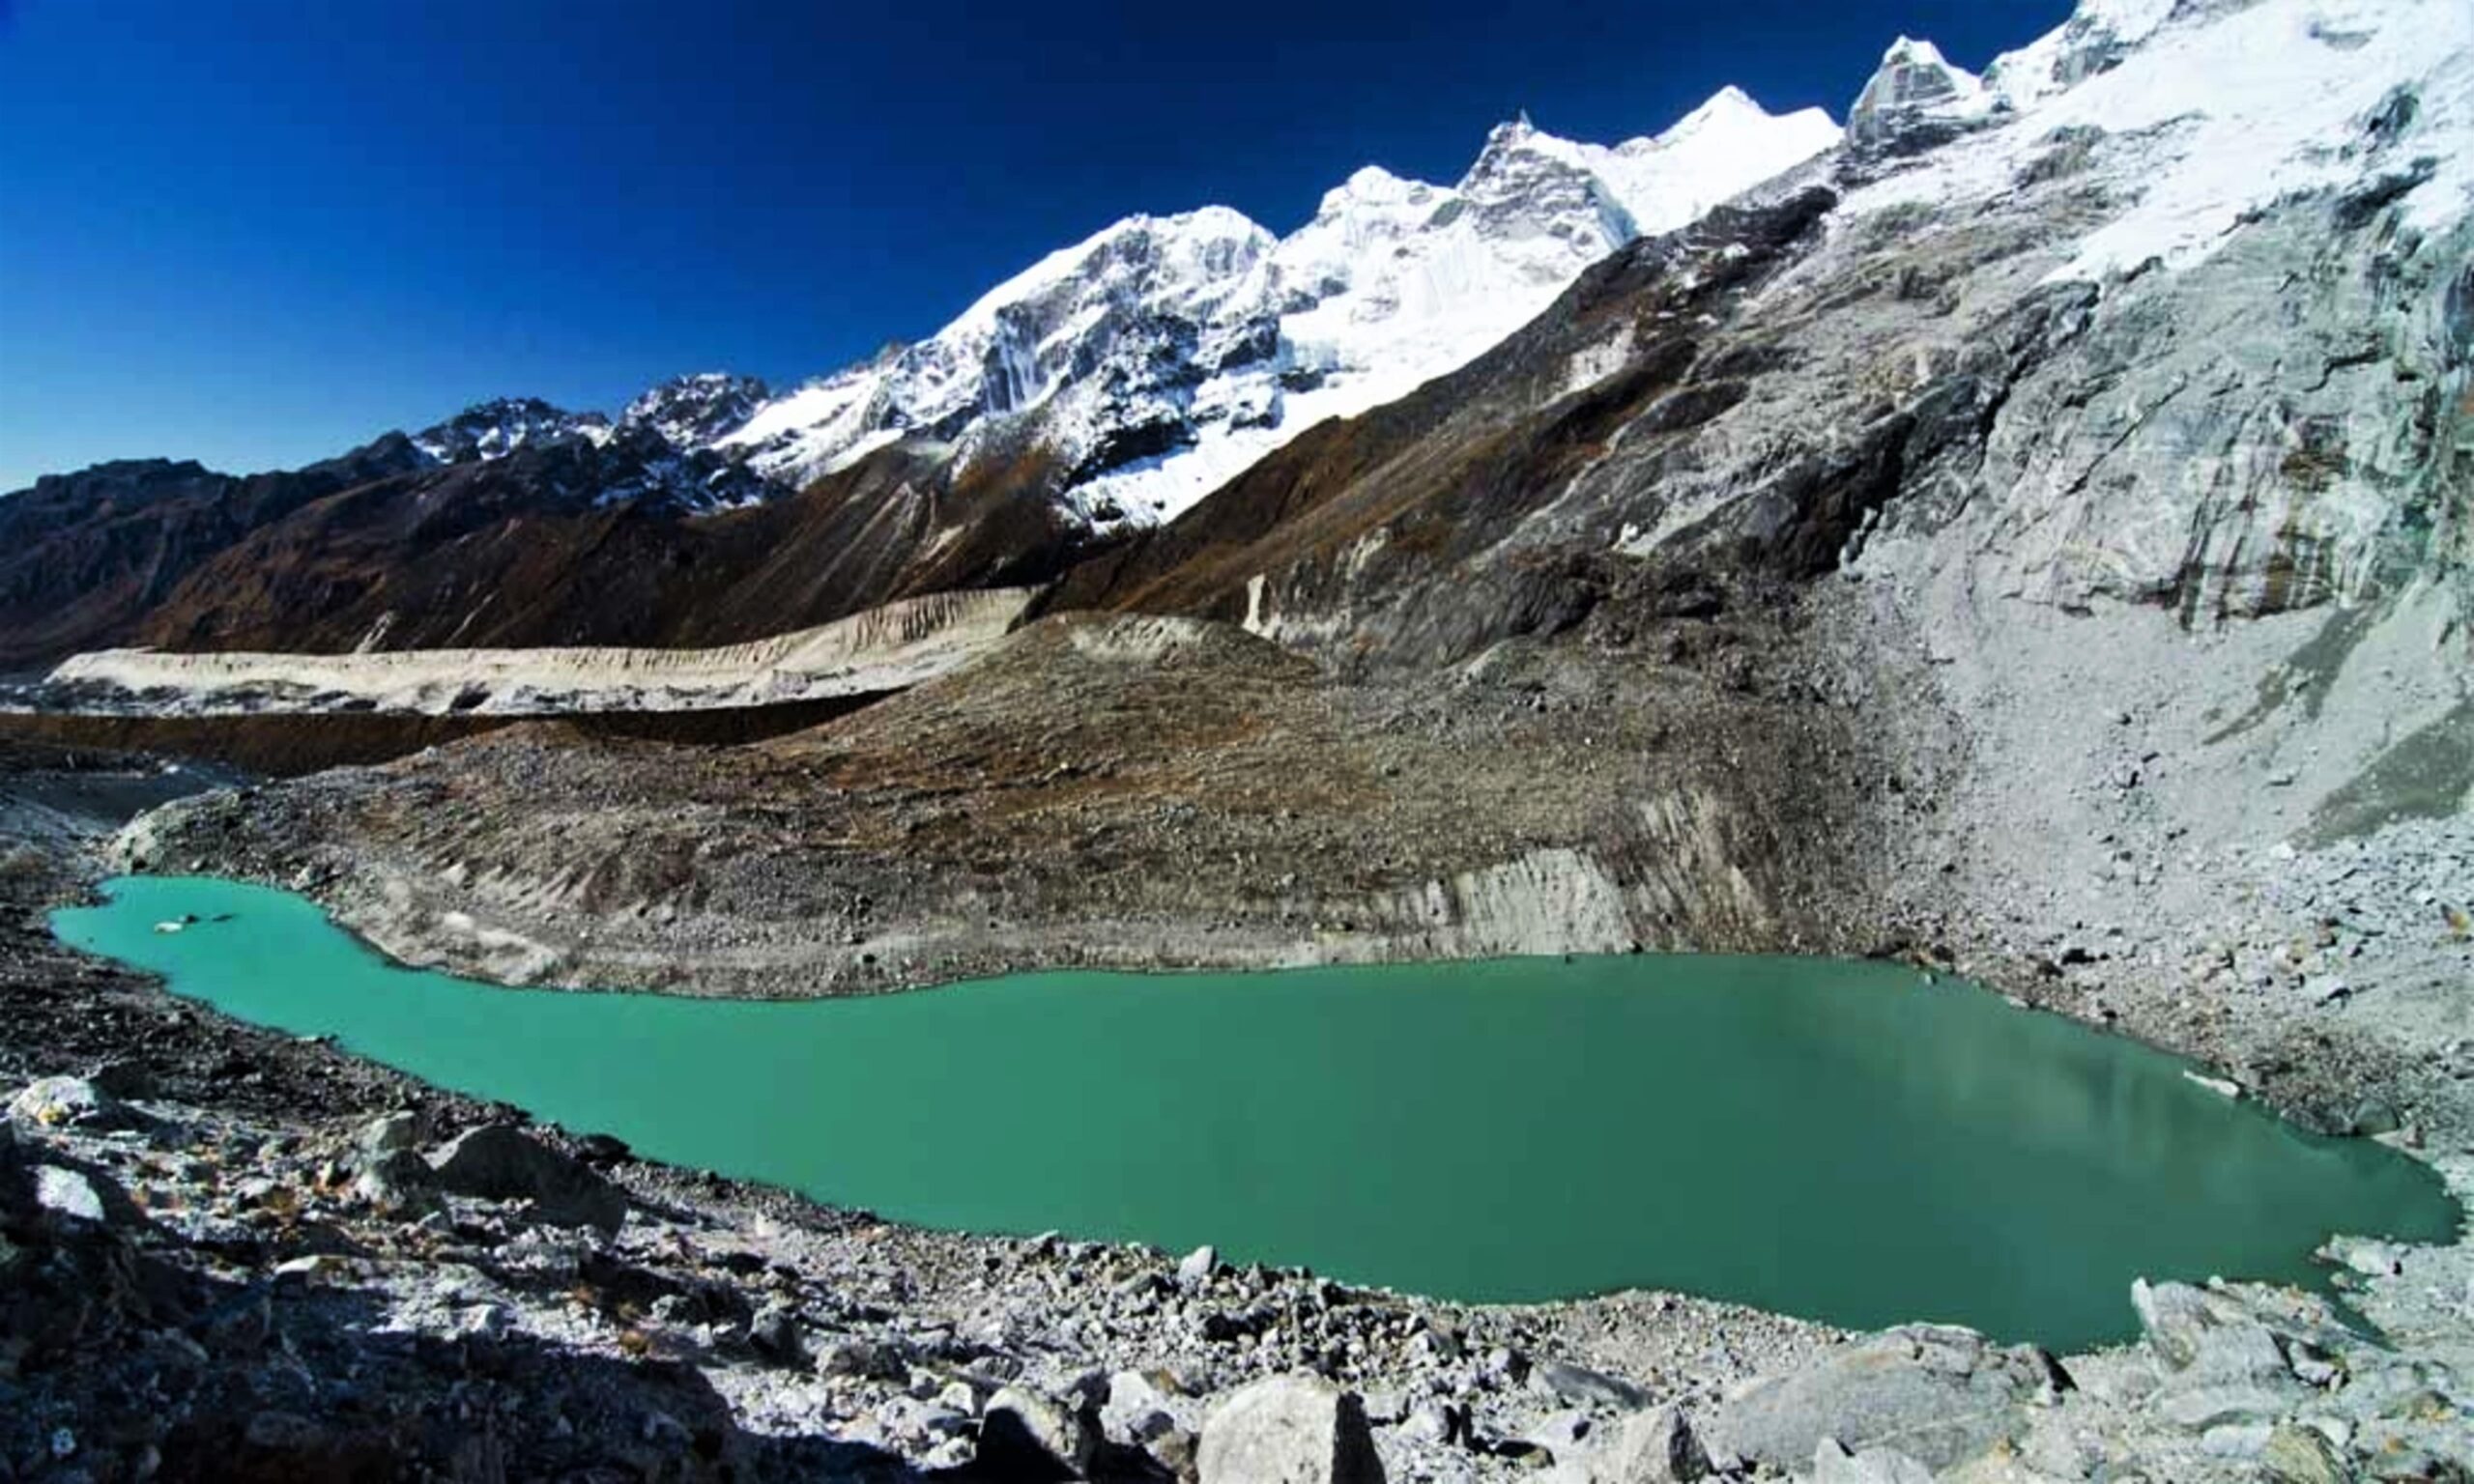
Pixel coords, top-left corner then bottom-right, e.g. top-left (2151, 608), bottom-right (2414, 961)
top-left (14, 584), bottom-right (2474, 1482)
top-left (113, 610), bottom-right (1910, 999)
top-left (5, 747), bottom-right (1851, 1482)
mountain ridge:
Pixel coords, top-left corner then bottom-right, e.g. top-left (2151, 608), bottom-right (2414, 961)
top-left (6, 0), bottom-right (2467, 676)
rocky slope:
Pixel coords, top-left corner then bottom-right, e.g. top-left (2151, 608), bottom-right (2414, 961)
top-left (20, 442), bottom-right (1078, 662)
top-left (0, 390), bottom-right (776, 671)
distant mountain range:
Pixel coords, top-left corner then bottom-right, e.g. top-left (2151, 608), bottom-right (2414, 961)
top-left (5, 0), bottom-right (2466, 673)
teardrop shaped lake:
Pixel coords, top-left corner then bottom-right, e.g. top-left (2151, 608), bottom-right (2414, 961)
top-left (52, 875), bottom-right (2458, 1350)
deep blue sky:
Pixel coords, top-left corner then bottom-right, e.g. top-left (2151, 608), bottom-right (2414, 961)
top-left (0, 0), bottom-right (2070, 489)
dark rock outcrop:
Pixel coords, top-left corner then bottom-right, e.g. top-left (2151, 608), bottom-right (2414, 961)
top-left (426, 1123), bottom-right (627, 1232)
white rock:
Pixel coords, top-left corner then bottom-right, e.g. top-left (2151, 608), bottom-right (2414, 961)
top-left (34, 1165), bottom-right (106, 1223)
top-left (1199, 1373), bottom-right (1385, 1484)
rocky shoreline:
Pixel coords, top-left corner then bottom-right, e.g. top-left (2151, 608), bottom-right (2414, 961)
top-left (7, 738), bottom-right (2473, 1482)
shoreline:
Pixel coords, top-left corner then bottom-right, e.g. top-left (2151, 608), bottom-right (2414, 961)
top-left (9, 735), bottom-right (2472, 1479)
top-left (48, 848), bottom-right (2474, 1322)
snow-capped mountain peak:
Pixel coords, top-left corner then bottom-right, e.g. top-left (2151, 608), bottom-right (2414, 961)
top-left (620, 373), bottom-right (771, 450)
top-left (715, 91), bottom-right (1843, 525)
top-left (412, 398), bottom-right (611, 466)
top-left (1848, 36), bottom-right (1992, 152)
top-left (1840, 0), bottom-right (2471, 284)
top-left (1638, 85), bottom-right (1775, 152)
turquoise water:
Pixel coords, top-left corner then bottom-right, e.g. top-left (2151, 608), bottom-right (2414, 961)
top-left (52, 875), bottom-right (2460, 1349)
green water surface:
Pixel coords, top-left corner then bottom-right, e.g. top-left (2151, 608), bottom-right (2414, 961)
top-left (51, 875), bottom-right (2460, 1349)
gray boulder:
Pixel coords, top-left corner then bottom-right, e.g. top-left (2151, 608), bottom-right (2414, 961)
top-left (1198, 1373), bottom-right (1384, 1484)
top-left (1702, 1325), bottom-right (2056, 1473)
top-left (8, 1076), bottom-right (146, 1132)
top-left (425, 1124), bottom-right (625, 1232)
top-left (1597, 1405), bottom-right (1709, 1482)
top-left (357, 1111), bottom-right (419, 1157)
top-left (1537, 1406), bottom-right (1710, 1483)
top-left (1103, 1369), bottom-right (1187, 1446)
top-left (2131, 1280), bottom-right (2292, 1386)
top-left (354, 1148), bottom-right (438, 1214)
top-left (981, 1384), bottom-right (1097, 1479)
top-left (748, 1299), bottom-right (804, 1366)
top-left (1536, 1358), bottom-right (1654, 1411)
top-left (817, 1336), bottom-right (912, 1382)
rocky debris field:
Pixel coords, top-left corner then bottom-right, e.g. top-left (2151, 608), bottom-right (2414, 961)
top-left (7, 743), bottom-right (2474, 1482)
top-left (5, 1026), bottom-right (2472, 1482)
top-left (118, 611), bottom-right (1907, 1001)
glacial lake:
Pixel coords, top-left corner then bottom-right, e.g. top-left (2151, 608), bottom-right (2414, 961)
top-left (53, 875), bottom-right (2460, 1350)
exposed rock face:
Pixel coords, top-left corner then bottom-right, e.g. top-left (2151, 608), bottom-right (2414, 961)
top-left (1846, 37), bottom-right (1987, 154)
top-left (0, 413), bottom-right (799, 668)
top-left (65, 441), bottom-right (1084, 660)
top-left (409, 395), bottom-right (612, 466)
top-left (618, 373), bottom-right (771, 449)
top-left (0, 442), bottom-right (423, 671)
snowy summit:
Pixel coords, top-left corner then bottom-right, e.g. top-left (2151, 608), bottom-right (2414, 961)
top-left (717, 91), bottom-right (1840, 527)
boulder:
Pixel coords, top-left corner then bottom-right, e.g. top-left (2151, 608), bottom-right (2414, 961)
top-left (2261, 1423), bottom-right (2349, 1484)
top-left (1702, 1326), bottom-right (2052, 1473)
top-left (356, 1111), bottom-right (418, 1157)
top-left (1155, 1426), bottom-right (1203, 1484)
top-left (2346, 1099), bottom-right (2402, 1137)
top-left (1593, 1405), bottom-right (1709, 1483)
top-left (2157, 1384), bottom-right (2291, 1431)
top-left (8, 1076), bottom-right (145, 1132)
top-left (981, 1384), bottom-right (1097, 1480)
top-left (817, 1337), bottom-right (911, 1382)
top-left (1527, 1410), bottom-right (1593, 1455)
top-left (748, 1300), bottom-right (803, 1366)
top-left (33, 1165), bottom-right (110, 1224)
top-left (1198, 1373), bottom-right (1384, 1484)
top-left (425, 1125), bottom-right (625, 1232)
top-left (1104, 1369), bottom-right (1186, 1445)
top-left (1536, 1358), bottom-right (1654, 1411)
top-left (354, 1148), bottom-right (437, 1214)
top-left (1179, 1243), bottom-right (1221, 1287)
top-left (2131, 1280), bottom-right (2291, 1385)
